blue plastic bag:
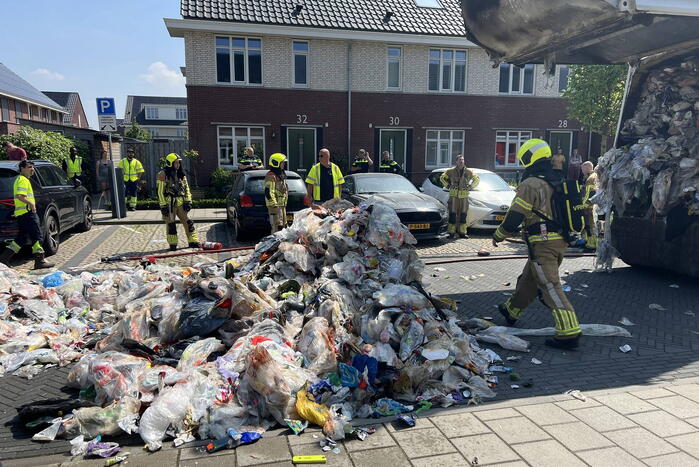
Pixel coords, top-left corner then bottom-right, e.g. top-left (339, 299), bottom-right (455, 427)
top-left (41, 271), bottom-right (65, 288)
top-left (338, 362), bottom-right (359, 388)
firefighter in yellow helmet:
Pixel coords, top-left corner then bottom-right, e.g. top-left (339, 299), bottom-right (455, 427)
top-left (265, 153), bottom-right (289, 233)
top-left (492, 138), bottom-right (582, 349)
top-left (580, 161), bottom-right (598, 250)
top-left (157, 153), bottom-right (199, 251)
top-left (440, 154), bottom-right (480, 239)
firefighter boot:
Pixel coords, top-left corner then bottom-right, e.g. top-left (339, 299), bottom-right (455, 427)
top-left (0, 248), bottom-right (14, 266)
top-left (33, 253), bottom-right (55, 270)
top-left (545, 335), bottom-right (581, 350)
top-left (498, 300), bottom-right (520, 326)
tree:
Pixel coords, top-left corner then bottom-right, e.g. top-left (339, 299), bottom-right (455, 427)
top-left (563, 64), bottom-right (628, 157)
top-left (125, 121), bottom-right (152, 142)
top-left (183, 149), bottom-right (200, 187)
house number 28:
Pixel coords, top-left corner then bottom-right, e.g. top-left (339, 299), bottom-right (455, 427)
top-left (389, 116), bottom-right (400, 125)
top-left (557, 119), bottom-right (568, 128)
top-left (297, 114), bottom-right (308, 124)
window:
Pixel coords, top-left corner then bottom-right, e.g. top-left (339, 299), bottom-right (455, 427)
top-left (387, 46), bottom-right (402, 90)
top-left (29, 106), bottom-right (37, 120)
top-left (148, 128), bottom-right (160, 137)
top-left (145, 107), bottom-right (159, 120)
top-left (499, 64), bottom-right (534, 95)
top-left (176, 108), bottom-right (187, 120)
top-left (428, 49), bottom-right (467, 92)
top-left (425, 130), bottom-right (464, 168)
top-left (216, 36), bottom-right (262, 85)
top-left (0, 98), bottom-right (8, 122)
top-left (36, 166), bottom-right (62, 186)
top-left (495, 131), bottom-right (532, 168)
top-left (42, 108), bottom-right (49, 121)
top-left (293, 41), bottom-right (309, 87)
top-left (176, 128), bottom-right (187, 138)
top-left (558, 66), bottom-right (570, 93)
top-left (218, 126), bottom-right (265, 166)
top-left (414, 0), bottom-right (442, 7)
top-left (50, 166), bottom-right (69, 185)
top-left (14, 100), bottom-right (22, 123)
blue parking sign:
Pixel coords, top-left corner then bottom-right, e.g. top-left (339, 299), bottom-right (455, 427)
top-left (96, 98), bottom-right (115, 115)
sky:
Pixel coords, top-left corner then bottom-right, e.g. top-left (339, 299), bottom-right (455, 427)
top-left (1, 1), bottom-right (185, 129)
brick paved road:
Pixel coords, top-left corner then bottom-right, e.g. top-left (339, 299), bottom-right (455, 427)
top-left (1, 222), bottom-right (698, 464)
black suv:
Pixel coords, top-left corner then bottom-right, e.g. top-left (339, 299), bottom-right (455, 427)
top-left (0, 160), bottom-right (92, 256)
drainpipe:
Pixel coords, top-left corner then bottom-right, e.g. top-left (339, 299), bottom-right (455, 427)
top-left (347, 42), bottom-right (352, 166)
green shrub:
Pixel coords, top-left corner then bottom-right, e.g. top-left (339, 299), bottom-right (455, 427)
top-left (210, 167), bottom-right (233, 195)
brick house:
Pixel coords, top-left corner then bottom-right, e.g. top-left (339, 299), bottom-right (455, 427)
top-left (166, 0), bottom-right (594, 184)
top-left (41, 91), bottom-right (90, 129)
top-left (123, 95), bottom-right (189, 140)
top-left (0, 63), bottom-right (66, 135)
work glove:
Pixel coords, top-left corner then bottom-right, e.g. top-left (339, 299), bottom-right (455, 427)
top-left (160, 206), bottom-right (169, 216)
top-left (183, 201), bottom-right (192, 212)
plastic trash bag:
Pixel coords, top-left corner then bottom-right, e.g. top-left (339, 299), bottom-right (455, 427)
top-left (482, 324), bottom-right (632, 338)
top-left (475, 330), bottom-right (530, 352)
top-left (365, 202), bottom-right (417, 249)
top-left (179, 297), bottom-right (229, 339)
top-left (374, 284), bottom-right (432, 309)
top-left (22, 299), bottom-right (58, 322)
top-left (73, 396), bottom-right (141, 438)
top-left (67, 352), bottom-right (150, 405)
top-left (295, 387), bottom-right (331, 427)
top-left (139, 379), bottom-right (197, 451)
top-left (466, 375), bottom-right (497, 399)
top-left (332, 252), bottom-right (366, 285)
top-left (280, 243), bottom-right (316, 273)
top-left (177, 337), bottom-right (225, 371)
top-left (41, 271), bottom-right (65, 288)
top-left (296, 317), bottom-right (337, 375)
top-left (652, 168), bottom-right (674, 214)
top-left (399, 319), bottom-right (425, 361)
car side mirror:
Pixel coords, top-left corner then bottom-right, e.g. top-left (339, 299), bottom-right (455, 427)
top-left (342, 186), bottom-right (350, 195)
top-left (73, 178), bottom-right (82, 188)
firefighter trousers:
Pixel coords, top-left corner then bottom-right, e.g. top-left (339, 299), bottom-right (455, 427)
top-left (501, 238), bottom-right (581, 339)
top-left (162, 202), bottom-right (199, 247)
top-left (267, 206), bottom-right (287, 233)
top-left (582, 207), bottom-right (598, 249)
top-left (447, 196), bottom-right (469, 235)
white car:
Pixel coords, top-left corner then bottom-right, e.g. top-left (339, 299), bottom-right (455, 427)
top-left (421, 168), bottom-right (516, 230)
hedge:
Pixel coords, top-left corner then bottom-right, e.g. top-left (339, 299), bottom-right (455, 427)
top-left (136, 199), bottom-right (226, 210)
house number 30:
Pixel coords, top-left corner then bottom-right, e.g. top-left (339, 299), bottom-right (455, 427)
top-left (389, 116), bottom-right (400, 125)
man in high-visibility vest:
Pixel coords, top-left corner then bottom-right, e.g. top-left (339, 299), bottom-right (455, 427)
top-left (265, 153), bottom-right (289, 233)
top-left (157, 153), bottom-right (199, 251)
top-left (118, 148), bottom-right (144, 211)
top-left (0, 161), bottom-right (54, 269)
top-left (305, 148), bottom-right (344, 204)
top-left (62, 147), bottom-right (85, 183)
top-left (440, 154), bottom-right (480, 239)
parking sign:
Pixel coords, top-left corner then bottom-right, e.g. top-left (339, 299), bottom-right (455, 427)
top-left (96, 97), bottom-right (117, 132)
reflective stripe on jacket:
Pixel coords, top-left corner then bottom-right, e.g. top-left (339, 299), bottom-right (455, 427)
top-left (13, 175), bottom-right (34, 217)
top-left (305, 162), bottom-right (345, 201)
top-left (119, 158), bottom-right (144, 182)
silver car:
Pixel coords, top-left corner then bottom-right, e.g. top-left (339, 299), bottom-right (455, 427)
top-left (421, 168), bottom-right (516, 230)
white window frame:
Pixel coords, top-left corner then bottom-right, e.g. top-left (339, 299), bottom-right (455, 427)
top-left (428, 48), bottom-right (467, 93)
top-left (176, 107), bottom-right (187, 120)
top-left (386, 46), bottom-right (402, 91)
top-left (495, 130), bottom-right (532, 168)
top-left (292, 40), bottom-right (309, 88)
top-left (425, 129), bottom-right (465, 169)
top-left (145, 106), bottom-right (159, 120)
top-left (499, 64), bottom-right (535, 95)
top-left (215, 36), bottom-right (263, 86)
top-left (148, 127), bottom-right (160, 138)
top-left (176, 128), bottom-right (187, 138)
top-left (217, 126), bottom-right (265, 167)
top-left (558, 66), bottom-right (570, 94)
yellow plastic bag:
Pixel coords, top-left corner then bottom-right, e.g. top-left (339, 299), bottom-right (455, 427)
top-left (295, 388), bottom-right (330, 427)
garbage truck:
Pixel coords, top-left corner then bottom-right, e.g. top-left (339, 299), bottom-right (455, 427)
top-left (460, 0), bottom-right (699, 277)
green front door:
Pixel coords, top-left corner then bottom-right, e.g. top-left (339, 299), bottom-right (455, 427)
top-left (380, 129), bottom-right (407, 170)
top-left (287, 127), bottom-right (317, 177)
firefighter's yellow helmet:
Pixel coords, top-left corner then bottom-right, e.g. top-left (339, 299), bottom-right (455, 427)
top-left (516, 139), bottom-right (552, 168)
top-left (165, 153), bottom-right (181, 167)
top-left (269, 152), bottom-right (287, 169)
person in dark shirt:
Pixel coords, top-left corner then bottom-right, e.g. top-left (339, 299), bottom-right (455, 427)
top-left (379, 151), bottom-right (404, 176)
top-left (351, 148), bottom-right (373, 173)
top-left (2, 141), bottom-right (28, 161)
top-left (305, 148), bottom-right (345, 204)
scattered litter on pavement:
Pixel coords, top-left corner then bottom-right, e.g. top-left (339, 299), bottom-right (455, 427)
top-left (619, 344), bottom-right (632, 353)
top-left (649, 303), bottom-right (668, 311)
top-left (477, 249), bottom-right (490, 257)
top-left (293, 455), bottom-right (327, 464)
top-left (433, 267), bottom-right (446, 272)
top-left (670, 284), bottom-right (680, 288)
top-left (686, 311), bottom-right (696, 316)
top-left (564, 389), bottom-right (587, 402)
top-left (502, 282), bottom-right (511, 287)
top-left (530, 358), bottom-right (542, 365)
top-left (562, 285), bottom-right (572, 292)
top-left (510, 384), bottom-right (520, 389)
top-left (619, 317), bottom-right (636, 326)
top-left (506, 356), bottom-right (521, 362)
top-left (581, 284), bottom-right (589, 288)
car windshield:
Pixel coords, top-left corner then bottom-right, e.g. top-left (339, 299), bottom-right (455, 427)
top-left (473, 172), bottom-right (512, 192)
top-left (246, 176), bottom-right (305, 193)
top-left (355, 176), bottom-right (418, 194)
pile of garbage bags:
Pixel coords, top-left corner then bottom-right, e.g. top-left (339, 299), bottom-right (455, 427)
top-left (3, 201), bottom-right (535, 452)
top-left (593, 56), bottom-right (699, 269)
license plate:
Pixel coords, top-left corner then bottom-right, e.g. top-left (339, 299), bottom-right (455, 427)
top-left (408, 223), bottom-right (430, 230)
top-left (286, 215), bottom-right (294, 222)
top-left (495, 215), bottom-right (505, 221)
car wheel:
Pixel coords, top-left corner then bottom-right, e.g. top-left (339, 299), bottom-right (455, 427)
top-left (77, 198), bottom-right (93, 232)
top-left (235, 216), bottom-right (248, 241)
top-left (43, 212), bottom-right (60, 257)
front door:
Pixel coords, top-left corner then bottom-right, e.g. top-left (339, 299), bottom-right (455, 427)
top-left (549, 130), bottom-right (573, 161)
top-left (286, 127), bottom-right (317, 177)
top-left (379, 129), bottom-right (407, 171)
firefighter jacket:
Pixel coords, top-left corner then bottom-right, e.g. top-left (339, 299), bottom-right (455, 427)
top-left (157, 170), bottom-right (192, 207)
top-left (119, 158), bottom-right (144, 182)
top-left (264, 171), bottom-right (288, 208)
top-left (440, 167), bottom-right (480, 199)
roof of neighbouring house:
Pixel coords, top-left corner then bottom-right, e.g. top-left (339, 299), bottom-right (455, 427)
top-left (42, 91), bottom-right (85, 126)
top-left (0, 63), bottom-right (65, 112)
top-left (124, 95), bottom-right (188, 127)
top-left (179, 0), bottom-right (467, 36)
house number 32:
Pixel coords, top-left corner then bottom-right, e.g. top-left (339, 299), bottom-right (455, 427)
top-left (297, 114), bottom-right (308, 124)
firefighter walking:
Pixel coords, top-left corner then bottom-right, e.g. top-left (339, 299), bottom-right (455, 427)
top-left (0, 161), bottom-right (54, 269)
top-left (265, 153), bottom-right (289, 233)
top-left (119, 148), bottom-right (144, 211)
top-left (580, 161), bottom-right (598, 250)
top-left (440, 154), bottom-right (479, 239)
top-left (157, 153), bottom-right (199, 251)
top-left (492, 139), bottom-right (582, 349)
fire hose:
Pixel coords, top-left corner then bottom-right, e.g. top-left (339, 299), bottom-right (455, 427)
top-left (100, 245), bottom-right (255, 264)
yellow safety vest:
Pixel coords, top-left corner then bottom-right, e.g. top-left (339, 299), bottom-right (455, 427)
top-left (305, 162), bottom-right (344, 201)
top-left (66, 157), bottom-right (82, 178)
top-left (13, 175), bottom-right (35, 217)
top-left (119, 158), bottom-right (144, 182)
